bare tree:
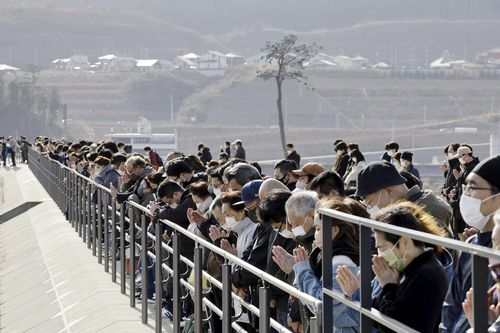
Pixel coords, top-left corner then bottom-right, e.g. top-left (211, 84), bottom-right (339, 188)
top-left (258, 34), bottom-right (320, 157)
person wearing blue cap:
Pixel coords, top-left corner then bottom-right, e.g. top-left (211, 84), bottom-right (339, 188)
top-left (231, 179), bottom-right (274, 330)
top-left (356, 161), bottom-right (453, 236)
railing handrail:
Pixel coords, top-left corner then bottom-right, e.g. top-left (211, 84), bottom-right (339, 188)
top-left (126, 199), bottom-right (323, 310)
top-left (319, 208), bottom-right (500, 261)
top-left (38, 151), bottom-right (322, 310)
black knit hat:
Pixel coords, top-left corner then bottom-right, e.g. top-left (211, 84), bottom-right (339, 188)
top-left (401, 151), bottom-right (413, 162)
top-left (472, 155), bottom-right (500, 191)
top-left (355, 161), bottom-right (407, 197)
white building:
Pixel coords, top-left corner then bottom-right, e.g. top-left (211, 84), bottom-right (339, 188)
top-left (198, 51), bottom-right (229, 70)
top-left (52, 55), bottom-right (89, 71)
top-left (98, 55), bottom-right (136, 72)
top-left (0, 64), bottom-right (20, 78)
top-left (136, 59), bottom-right (161, 71)
top-left (173, 56), bottom-right (197, 69)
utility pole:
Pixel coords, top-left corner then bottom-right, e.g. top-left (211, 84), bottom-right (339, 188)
top-left (170, 94), bottom-right (174, 124)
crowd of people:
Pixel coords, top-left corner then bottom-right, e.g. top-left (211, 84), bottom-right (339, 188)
top-left (0, 135), bottom-right (31, 167)
top-left (27, 135), bottom-right (500, 333)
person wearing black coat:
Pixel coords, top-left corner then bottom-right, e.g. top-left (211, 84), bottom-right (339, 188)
top-left (371, 207), bottom-right (448, 333)
top-left (286, 143), bottom-right (301, 168)
top-left (333, 141), bottom-right (350, 178)
top-left (197, 144), bottom-right (213, 166)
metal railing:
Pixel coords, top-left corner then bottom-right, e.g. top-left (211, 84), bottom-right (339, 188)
top-left (28, 148), bottom-right (500, 333)
top-left (319, 208), bottom-right (500, 333)
top-left (27, 149), bottom-right (323, 333)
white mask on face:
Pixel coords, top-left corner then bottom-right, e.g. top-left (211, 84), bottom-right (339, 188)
top-left (460, 194), bottom-right (491, 231)
top-left (459, 157), bottom-right (467, 165)
top-left (213, 188), bottom-right (222, 197)
top-left (352, 158), bottom-right (357, 164)
top-left (296, 180), bottom-right (306, 191)
top-left (366, 191), bottom-right (383, 217)
top-left (196, 198), bottom-right (212, 215)
top-left (292, 225), bottom-right (306, 237)
top-left (401, 160), bottom-right (410, 168)
top-left (117, 169), bottom-right (125, 176)
top-left (448, 152), bottom-right (455, 159)
top-left (223, 216), bottom-right (237, 231)
top-left (314, 229), bottom-right (322, 248)
top-left (280, 229), bottom-right (296, 239)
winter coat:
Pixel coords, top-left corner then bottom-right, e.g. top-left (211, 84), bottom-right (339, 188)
top-left (198, 147), bottom-right (212, 165)
top-left (234, 146), bottom-right (246, 160)
top-left (286, 150), bottom-right (301, 168)
top-left (374, 250), bottom-right (448, 333)
top-left (441, 232), bottom-right (495, 333)
top-left (156, 190), bottom-right (197, 260)
top-left (333, 152), bottom-right (350, 178)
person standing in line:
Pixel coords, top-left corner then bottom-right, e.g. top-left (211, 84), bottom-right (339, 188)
top-left (286, 143), bottom-right (301, 168)
top-left (233, 140), bottom-right (246, 160)
top-left (6, 136), bottom-right (17, 167)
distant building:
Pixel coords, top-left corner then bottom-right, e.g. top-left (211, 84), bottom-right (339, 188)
top-left (304, 53), bottom-right (338, 68)
top-left (198, 51), bottom-right (229, 70)
top-left (173, 56), bottom-right (197, 70)
top-left (0, 64), bottom-right (20, 78)
top-left (98, 55), bottom-right (136, 72)
top-left (478, 47), bottom-right (500, 66)
top-left (225, 53), bottom-right (245, 67)
top-left (136, 59), bottom-right (161, 71)
top-left (52, 55), bottom-right (89, 71)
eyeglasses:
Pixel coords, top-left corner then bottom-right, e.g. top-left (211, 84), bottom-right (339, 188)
top-left (462, 184), bottom-right (493, 196)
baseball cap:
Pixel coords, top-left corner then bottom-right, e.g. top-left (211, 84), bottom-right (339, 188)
top-left (292, 162), bottom-right (325, 177)
top-left (235, 180), bottom-right (263, 205)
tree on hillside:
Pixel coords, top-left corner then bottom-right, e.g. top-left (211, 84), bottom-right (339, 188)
top-left (258, 34), bottom-right (320, 158)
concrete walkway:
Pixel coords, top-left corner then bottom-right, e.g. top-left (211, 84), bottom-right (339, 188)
top-left (0, 165), bottom-right (158, 333)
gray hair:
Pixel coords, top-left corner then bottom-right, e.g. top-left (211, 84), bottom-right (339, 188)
top-left (225, 163), bottom-right (261, 187)
top-left (285, 191), bottom-right (319, 218)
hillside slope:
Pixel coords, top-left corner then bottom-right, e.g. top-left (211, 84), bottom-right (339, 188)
top-left (0, 5), bottom-right (226, 67)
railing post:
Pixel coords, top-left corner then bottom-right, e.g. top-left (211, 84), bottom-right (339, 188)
top-left (321, 213), bottom-right (334, 332)
top-left (259, 283), bottom-right (270, 333)
top-left (104, 192), bottom-right (110, 272)
top-left (85, 183), bottom-right (91, 247)
top-left (120, 204), bottom-right (126, 294)
top-left (472, 254), bottom-right (489, 332)
top-left (77, 177), bottom-right (82, 236)
top-left (194, 246), bottom-right (203, 333)
top-left (141, 214), bottom-right (148, 324)
top-left (221, 263), bottom-right (232, 333)
top-left (360, 225), bottom-right (373, 333)
top-left (172, 232), bottom-right (181, 333)
top-left (130, 211), bottom-right (136, 308)
top-left (91, 198), bottom-right (97, 257)
top-left (111, 198), bottom-right (117, 282)
top-left (97, 189), bottom-right (103, 264)
top-left (69, 172), bottom-right (74, 226)
top-left (155, 221), bottom-right (163, 333)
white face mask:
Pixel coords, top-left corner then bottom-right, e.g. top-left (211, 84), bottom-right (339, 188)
top-left (292, 225), bottom-right (306, 237)
top-left (366, 191), bottom-right (383, 217)
top-left (196, 198), bottom-right (212, 214)
top-left (296, 180), bottom-right (306, 191)
top-left (280, 229), bottom-right (296, 239)
top-left (169, 202), bottom-right (178, 209)
top-left (223, 216), bottom-right (237, 231)
top-left (352, 158), bottom-right (357, 164)
top-left (448, 152), bottom-right (455, 159)
top-left (401, 160), bottom-right (410, 168)
top-left (460, 194), bottom-right (491, 231)
top-left (213, 188), bottom-right (222, 196)
top-left (117, 169), bottom-right (125, 176)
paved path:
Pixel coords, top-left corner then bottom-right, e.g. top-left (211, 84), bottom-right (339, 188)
top-left (0, 165), bottom-right (160, 333)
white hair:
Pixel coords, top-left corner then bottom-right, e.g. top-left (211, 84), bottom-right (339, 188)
top-left (285, 191), bottom-right (319, 218)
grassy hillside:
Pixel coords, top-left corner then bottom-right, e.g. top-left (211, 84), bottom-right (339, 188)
top-left (0, 5), bottom-right (226, 67)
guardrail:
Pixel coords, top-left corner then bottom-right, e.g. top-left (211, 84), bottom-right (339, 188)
top-left (319, 208), bottom-right (500, 333)
top-left (27, 149), bottom-right (322, 333)
top-left (28, 148), bottom-right (500, 333)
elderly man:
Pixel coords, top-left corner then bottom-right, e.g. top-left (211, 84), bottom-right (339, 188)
top-left (356, 161), bottom-right (453, 237)
top-left (224, 163), bottom-right (261, 191)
